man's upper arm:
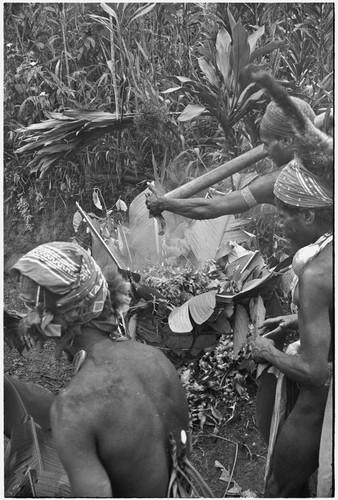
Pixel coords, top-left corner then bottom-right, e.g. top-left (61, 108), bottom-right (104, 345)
top-left (297, 265), bottom-right (331, 384)
top-left (249, 170), bottom-right (280, 204)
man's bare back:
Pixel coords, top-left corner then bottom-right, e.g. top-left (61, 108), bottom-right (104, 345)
top-left (50, 339), bottom-right (190, 497)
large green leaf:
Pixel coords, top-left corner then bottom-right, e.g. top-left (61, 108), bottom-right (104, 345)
top-left (247, 25), bottom-right (265, 54)
top-left (215, 28), bottom-right (232, 89)
top-left (168, 291), bottom-right (217, 333)
top-left (178, 104), bottom-right (207, 122)
top-left (230, 22), bottom-right (251, 90)
top-left (198, 57), bottom-right (221, 88)
top-left (227, 7), bottom-right (236, 34)
top-left (249, 40), bottom-right (288, 63)
top-left (185, 214), bottom-right (252, 264)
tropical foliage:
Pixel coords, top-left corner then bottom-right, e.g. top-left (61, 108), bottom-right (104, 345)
top-left (4, 2), bottom-right (333, 424)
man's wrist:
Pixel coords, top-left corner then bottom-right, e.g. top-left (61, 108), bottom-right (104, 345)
top-left (158, 197), bottom-right (169, 211)
top-left (260, 341), bottom-right (277, 362)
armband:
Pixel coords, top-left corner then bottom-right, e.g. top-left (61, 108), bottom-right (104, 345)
top-left (241, 186), bottom-right (258, 209)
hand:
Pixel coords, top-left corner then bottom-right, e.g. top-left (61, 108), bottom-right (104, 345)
top-left (258, 314), bottom-right (298, 337)
top-left (250, 334), bottom-right (275, 364)
top-left (145, 184), bottom-right (164, 216)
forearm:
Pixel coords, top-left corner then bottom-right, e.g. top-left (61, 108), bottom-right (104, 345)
top-left (258, 342), bottom-right (328, 387)
top-left (157, 191), bottom-right (250, 219)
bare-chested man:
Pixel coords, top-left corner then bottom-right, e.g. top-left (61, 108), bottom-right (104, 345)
top-left (10, 242), bottom-right (211, 497)
top-left (251, 159), bottom-right (333, 497)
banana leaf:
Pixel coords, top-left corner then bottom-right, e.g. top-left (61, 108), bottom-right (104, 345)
top-left (5, 416), bottom-right (71, 497)
top-left (4, 374), bottom-right (71, 497)
top-left (168, 291), bottom-right (217, 333)
top-left (4, 375), bottom-right (55, 437)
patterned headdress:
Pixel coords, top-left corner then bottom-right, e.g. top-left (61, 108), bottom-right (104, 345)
top-left (11, 242), bottom-right (113, 339)
top-left (260, 97), bottom-right (316, 138)
top-left (273, 158), bottom-right (333, 208)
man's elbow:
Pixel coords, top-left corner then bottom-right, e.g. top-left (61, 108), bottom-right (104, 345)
top-left (307, 365), bottom-right (330, 388)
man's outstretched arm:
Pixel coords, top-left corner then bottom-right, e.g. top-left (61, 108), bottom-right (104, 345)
top-left (146, 170), bottom-right (280, 220)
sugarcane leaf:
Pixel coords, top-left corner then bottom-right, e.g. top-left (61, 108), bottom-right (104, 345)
top-left (129, 3), bottom-right (156, 24)
top-left (15, 111), bottom-right (136, 174)
top-left (100, 2), bottom-right (120, 24)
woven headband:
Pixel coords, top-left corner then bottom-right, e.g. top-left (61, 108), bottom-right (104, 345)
top-left (260, 97), bottom-right (316, 138)
top-left (273, 159), bottom-right (333, 208)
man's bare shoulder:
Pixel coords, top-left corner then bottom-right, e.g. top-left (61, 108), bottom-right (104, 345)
top-left (300, 244), bottom-right (332, 294)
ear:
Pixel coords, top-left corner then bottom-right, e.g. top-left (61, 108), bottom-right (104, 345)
top-left (280, 137), bottom-right (293, 149)
top-left (300, 208), bottom-right (315, 224)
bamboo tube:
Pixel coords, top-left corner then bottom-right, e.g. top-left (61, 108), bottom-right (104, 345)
top-left (165, 144), bottom-right (267, 199)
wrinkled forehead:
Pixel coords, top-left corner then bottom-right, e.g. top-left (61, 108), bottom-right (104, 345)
top-left (260, 132), bottom-right (280, 144)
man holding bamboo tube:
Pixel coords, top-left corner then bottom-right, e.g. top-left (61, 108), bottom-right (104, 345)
top-left (146, 85), bottom-right (331, 219)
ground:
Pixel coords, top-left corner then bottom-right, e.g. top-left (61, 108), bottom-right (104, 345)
top-left (4, 274), bottom-right (267, 497)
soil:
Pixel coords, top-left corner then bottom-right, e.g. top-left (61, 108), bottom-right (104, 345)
top-left (3, 204), bottom-right (268, 498)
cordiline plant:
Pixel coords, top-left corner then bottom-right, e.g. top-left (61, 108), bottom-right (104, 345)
top-left (165, 9), bottom-right (287, 141)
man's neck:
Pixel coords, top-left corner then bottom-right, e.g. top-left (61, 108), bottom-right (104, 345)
top-left (67, 327), bottom-right (108, 358)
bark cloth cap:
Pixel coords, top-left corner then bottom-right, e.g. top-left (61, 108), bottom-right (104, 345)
top-left (260, 96), bottom-right (316, 138)
top-left (273, 158), bottom-right (333, 208)
top-left (10, 242), bottom-right (116, 339)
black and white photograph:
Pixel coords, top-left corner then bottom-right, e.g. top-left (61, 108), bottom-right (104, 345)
top-left (3, 3), bottom-right (333, 497)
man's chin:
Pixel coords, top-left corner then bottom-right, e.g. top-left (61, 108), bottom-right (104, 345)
top-left (289, 240), bottom-right (303, 253)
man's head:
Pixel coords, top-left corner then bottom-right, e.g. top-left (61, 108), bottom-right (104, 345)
top-left (253, 71), bottom-right (333, 176)
top-left (260, 97), bottom-right (316, 167)
top-left (10, 242), bottom-right (126, 349)
top-left (273, 159), bottom-right (333, 251)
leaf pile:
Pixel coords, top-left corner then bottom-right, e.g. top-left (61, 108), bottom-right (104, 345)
top-left (140, 262), bottom-right (212, 307)
top-left (178, 335), bottom-right (254, 429)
